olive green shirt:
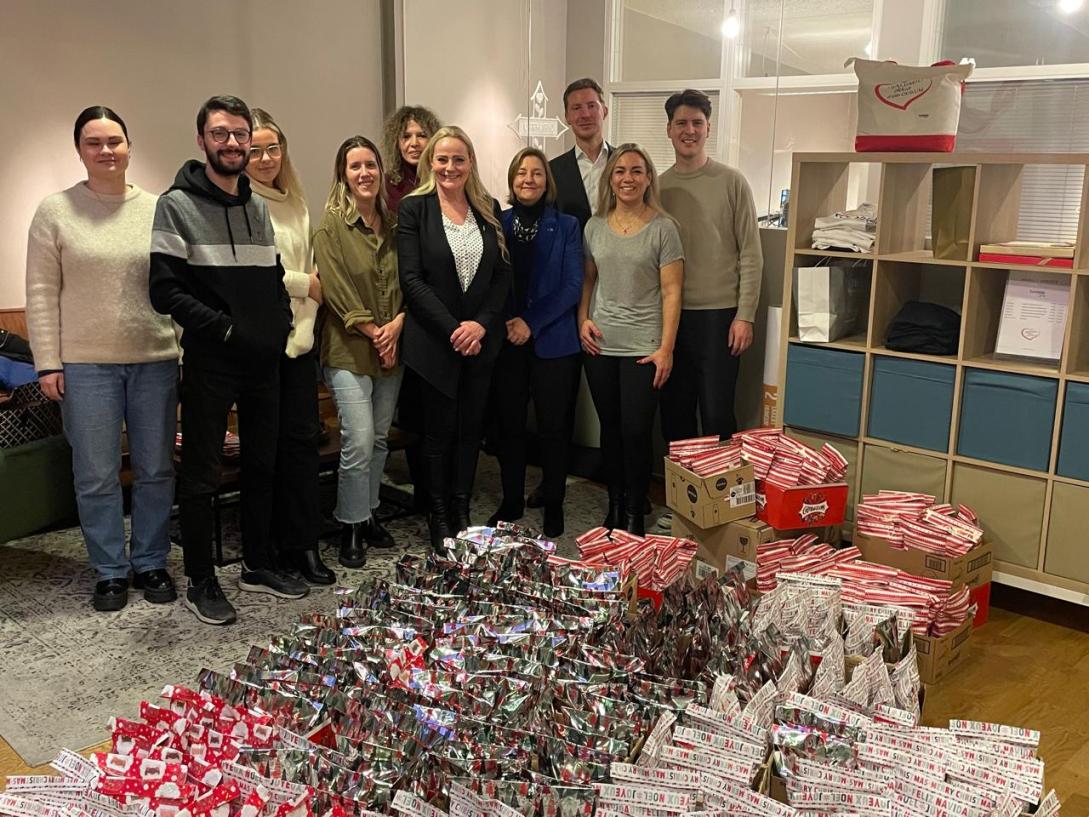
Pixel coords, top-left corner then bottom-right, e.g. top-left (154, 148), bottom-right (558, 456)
top-left (314, 209), bottom-right (403, 377)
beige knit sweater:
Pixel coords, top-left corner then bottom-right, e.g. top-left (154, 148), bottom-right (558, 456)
top-left (25, 182), bottom-right (178, 372)
top-left (249, 179), bottom-right (319, 358)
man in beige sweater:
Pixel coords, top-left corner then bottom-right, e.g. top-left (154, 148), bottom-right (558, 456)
top-left (659, 89), bottom-right (762, 449)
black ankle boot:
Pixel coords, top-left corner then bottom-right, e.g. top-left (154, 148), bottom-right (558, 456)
top-left (295, 550), bottom-right (336, 584)
top-left (623, 501), bottom-right (646, 537)
top-left (487, 500), bottom-right (524, 527)
top-left (360, 517), bottom-right (396, 548)
top-left (449, 494), bottom-right (472, 534)
top-left (603, 491), bottom-right (625, 530)
top-left (338, 523), bottom-right (367, 568)
top-left (429, 511), bottom-right (453, 554)
top-left (543, 504), bottom-right (564, 538)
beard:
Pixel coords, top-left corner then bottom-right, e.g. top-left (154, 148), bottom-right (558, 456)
top-left (206, 146), bottom-right (247, 177)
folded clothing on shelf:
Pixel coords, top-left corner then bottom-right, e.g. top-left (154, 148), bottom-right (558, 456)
top-left (812, 203), bottom-right (877, 253)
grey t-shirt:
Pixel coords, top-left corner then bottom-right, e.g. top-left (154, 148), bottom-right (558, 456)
top-left (584, 213), bottom-right (685, 357)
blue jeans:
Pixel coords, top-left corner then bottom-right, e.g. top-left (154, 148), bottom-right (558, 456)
top-left (324, 367), bottom-right (403, 524)
top-left (60, 361), bottom-right (178, 580)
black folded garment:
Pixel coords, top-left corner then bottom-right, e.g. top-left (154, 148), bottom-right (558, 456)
top-left (885, 301), bottom-right (960, 356)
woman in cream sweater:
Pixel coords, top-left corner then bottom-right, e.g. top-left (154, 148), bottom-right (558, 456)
top-left (246, 108), bottom-right (334, 585)
top-left (25, 106), bottom-right (179, 613)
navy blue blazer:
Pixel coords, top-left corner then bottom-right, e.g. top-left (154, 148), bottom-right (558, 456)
top-left (500, 206), bottom-right (582, 359)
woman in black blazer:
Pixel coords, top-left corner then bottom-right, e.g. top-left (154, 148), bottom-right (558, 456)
top-left (397, 125), bottom-right (511, 551)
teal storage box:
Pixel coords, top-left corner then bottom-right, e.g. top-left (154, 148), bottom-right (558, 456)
top-left (1057, 382), bottom-right (1089, 481)
top-left (784, 345), bottom-right (864, 437)
top-left (957, 370), bottom-right (1057, 472)
top-left (868, 357), bottom-right (955, 452)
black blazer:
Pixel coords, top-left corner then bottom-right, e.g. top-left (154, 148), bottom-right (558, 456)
top-left (397, 192), bottom-right (512, 399)
top-left (549, 143), bottom-right (614, 231)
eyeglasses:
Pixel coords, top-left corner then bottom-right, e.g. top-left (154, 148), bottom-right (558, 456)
top-left (248, 144), bottom-right (282, 160)
top-left (207, 127), bottom-right (252, 145)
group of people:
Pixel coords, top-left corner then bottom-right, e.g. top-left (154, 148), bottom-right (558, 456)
top-left (24, 79), bottom-right (762, 626)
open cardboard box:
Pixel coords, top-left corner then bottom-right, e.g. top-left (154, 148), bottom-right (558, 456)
top-left (664, 457), bottom-right (756, 528)
top-left (853, 531), bottom-right (993, 589)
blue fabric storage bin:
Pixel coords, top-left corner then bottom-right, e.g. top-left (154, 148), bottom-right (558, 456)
top-left (868, 357), bottom-right (955, 452)
top-left (784, 345), bottom-right (864, 437)
top-left (957, 370), bottom-right (1057, 471)
top-left (1057, 382), bottom-right (1089, 481)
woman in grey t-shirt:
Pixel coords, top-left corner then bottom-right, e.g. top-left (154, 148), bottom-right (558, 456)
top-left (578, 143), bottom-right (684, 535)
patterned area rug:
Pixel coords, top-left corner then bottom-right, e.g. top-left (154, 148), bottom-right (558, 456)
top-left (0, 453), bottom-right (653, 765)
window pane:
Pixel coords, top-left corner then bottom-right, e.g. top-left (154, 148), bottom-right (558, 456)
top-left (742, 0), bottom-right (874, 78)
top-left (955, 79), bottom-right (1089, 242)
top-left (610, 91), bottom-right (721, 173)
top-left (619, 0), bottom-right (724, 81)
top-left (941, 0), bottom-right (1089, 69)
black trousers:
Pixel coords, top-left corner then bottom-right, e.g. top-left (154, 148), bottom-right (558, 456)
top-left (273, 352), bottom-right (321, 553)
top-left (421, 360), bottom-right (494, 506)
top-left (397, 367), bottom-right (429, 503)
top-left (583, 354), bottom-right (658, 506)
top-left (491, 344), bottom-right (581, 508)
top-left (178, 361), bottom-right (279, 581)
top-left (660, 307), bottom-right (741, 442)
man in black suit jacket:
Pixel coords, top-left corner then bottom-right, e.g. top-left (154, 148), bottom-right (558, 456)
top-left (549, 78), bottom-right (612, 230)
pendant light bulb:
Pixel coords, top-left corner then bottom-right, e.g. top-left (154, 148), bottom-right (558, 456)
top-left (722, 5), bottom-right (740, 39)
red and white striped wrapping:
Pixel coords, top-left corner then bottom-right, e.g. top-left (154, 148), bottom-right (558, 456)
top-left (732, 428), bottom-right (848, 487)
top-left (575, 530), bottom-right (698, 592)
top-left (856, 491), bottom-right (983, 557)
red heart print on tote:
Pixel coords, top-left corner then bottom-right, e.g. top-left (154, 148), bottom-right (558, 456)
top-left (875, 78), bottom-right (933, 110)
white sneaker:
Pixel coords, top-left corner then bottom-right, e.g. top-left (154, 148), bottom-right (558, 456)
top-left (655, 511), bottom-right (673, 532)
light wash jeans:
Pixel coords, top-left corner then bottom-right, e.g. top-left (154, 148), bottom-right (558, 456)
top-left (324, 367), bottom-right (403, 524)
top-left (60, 361), bottom-right (178, 580)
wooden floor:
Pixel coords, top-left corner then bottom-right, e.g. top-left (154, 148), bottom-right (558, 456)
top-left (1, 587), bottom-right (1087, 804)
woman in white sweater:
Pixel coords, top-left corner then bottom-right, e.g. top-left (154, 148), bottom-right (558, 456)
top-left (245, 108), bottom-right (334, 585)
top-left (25, 106), bottom-right (179, 613)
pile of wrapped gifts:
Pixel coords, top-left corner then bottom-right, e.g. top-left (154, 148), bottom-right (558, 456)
top-left (751, 531), bottom-right (972, 637)
top-left (733, 429), bottom-right (849, 489)
top-left (856, 491), bottom-right (984, 557)
top-left (2, 524), bottom-right (1061, 817)
top-left (666, 436), bottom-right (744, 477)
top-left (574, 526), bottom-right (698, 593)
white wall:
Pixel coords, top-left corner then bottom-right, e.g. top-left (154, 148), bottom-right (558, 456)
top-left (0, 0), bottom-right (384, 309)
top-left (402, 0), bottom-right (568, 199)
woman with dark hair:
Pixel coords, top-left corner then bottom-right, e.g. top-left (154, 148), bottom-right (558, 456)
top-left (579, 144), bottom-right (684, 536)
top-left (246, 107), bottom-right (334, 584)
top-left (397, 126), bottom-right (511, 551)
top-left (25, 106), bottom-right (179, 612)
top-left (487, 147), bottom-right (582, 537)
top-left (382, 105), bottom-right (442, 214)
top-left (314, 136), bottom-right (404, 568)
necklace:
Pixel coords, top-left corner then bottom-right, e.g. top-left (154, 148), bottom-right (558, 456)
top-left (610, 204), bottom-right (648, 235)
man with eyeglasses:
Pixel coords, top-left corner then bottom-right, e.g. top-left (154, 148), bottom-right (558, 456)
top-left (150, 95), bottom-right (307, 625)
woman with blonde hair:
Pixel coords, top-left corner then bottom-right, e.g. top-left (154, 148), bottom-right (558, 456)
top-left (314, 135), bottom-right (404, 568)
top-left (246, 107), bottom-right (333, 584)
top-left (397, 125), bottom-right (511, 550)
top-left (579, 143), bottom-right (684, 535)
top-left (382, 105), bottom-right (442, 213)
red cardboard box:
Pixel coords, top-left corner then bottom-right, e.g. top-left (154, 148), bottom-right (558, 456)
top-left (755, 480), bottom-right (849, 529)
top-left (969, 581), bottom-right (991, 628)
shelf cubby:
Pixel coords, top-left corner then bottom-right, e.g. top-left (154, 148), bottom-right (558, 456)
top-left (779, 151), bottom-right (1089, 603)
top-left (950, 462), bottom-right (1047, 569)
top-left (869, 261), bottom-right (964, 357)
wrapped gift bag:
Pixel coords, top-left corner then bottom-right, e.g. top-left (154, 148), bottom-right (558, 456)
top-left (846, 58), bottom-right (973, 152)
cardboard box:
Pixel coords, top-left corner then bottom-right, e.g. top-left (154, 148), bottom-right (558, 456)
top-left (853, 532), bottom-right (993, 589)
top-left (664, 457), bottom-right (756, 528)
top-left (756, 480), bottom-right (849, 529)
top-left (914, 617), bottom-right (973, 685)
top-left (675, 515), bottom-right (774, 584)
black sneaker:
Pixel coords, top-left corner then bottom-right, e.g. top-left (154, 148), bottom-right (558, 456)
top-left (184, 576), bottom-right (237, 625)
top-left (93, 577), bottom-right (129, 612)
top-left (238, 566), bottom-right (309, 599)
top-left (133, 569), bottom-right (177, 604)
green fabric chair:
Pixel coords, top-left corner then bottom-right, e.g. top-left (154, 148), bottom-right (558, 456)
top-left (0, 435), bottom-right (77, 543)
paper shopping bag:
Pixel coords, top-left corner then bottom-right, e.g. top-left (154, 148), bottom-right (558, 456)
top-left (932, 166), bottom-right (975, 260)
top-left (795, 266), bottom-right (859, 342)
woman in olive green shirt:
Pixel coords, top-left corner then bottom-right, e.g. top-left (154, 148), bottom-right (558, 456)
top-left (315, 135), bottom-right (404, 568)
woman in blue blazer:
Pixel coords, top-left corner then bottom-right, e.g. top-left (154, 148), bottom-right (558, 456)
top-left (487, 147), bottom-right (583, 537)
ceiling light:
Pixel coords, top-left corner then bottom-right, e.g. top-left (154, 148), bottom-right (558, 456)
top-left (722, 4), bottom-right (739, 39)
top-left (1059, 0), bottom-right (1084, 13)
